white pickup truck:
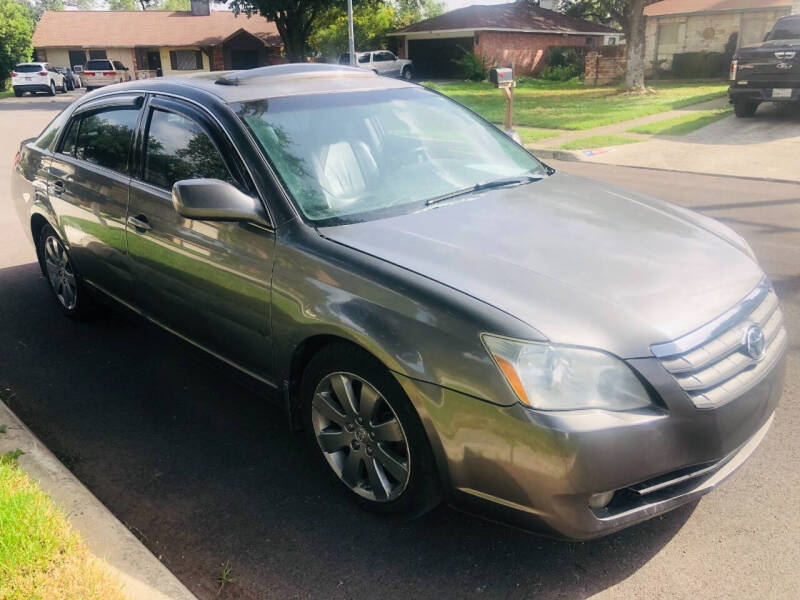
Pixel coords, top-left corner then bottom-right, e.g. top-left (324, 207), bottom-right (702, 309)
top-left (339, 51), bottom-right (413, 80)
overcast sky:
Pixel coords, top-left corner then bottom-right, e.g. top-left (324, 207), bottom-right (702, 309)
top-left (442, 0), bottom-right (512, 10)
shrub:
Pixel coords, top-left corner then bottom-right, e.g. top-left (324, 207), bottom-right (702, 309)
top-left (540, 64), bottom-right (583, 81)
top-left (670, 51), bottom-right (729, 78)
top-left (541, 46), bottom-right (585, 80)
top-left (452, 48), bottom-right (488, 81)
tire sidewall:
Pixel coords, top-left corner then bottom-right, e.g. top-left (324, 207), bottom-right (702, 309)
top-left (301, 343), bottom-right (441, 517)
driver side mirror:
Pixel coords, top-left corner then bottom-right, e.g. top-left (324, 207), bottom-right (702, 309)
top-left (171, 179), bottom-right (269, 227)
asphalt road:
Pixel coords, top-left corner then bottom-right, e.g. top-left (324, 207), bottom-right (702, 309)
top-left (0, 93), bottom-right (798, 599)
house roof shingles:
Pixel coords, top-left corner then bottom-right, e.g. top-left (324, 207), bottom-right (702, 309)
top-left (644, 0), bottom-right (792, 17)
top-left (394, 2), bottom-right (617, 35)
top-left (32, 10), bottom-right (281, 48)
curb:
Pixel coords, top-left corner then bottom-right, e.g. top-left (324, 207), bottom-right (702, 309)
top-left (528, 146), bottom-right (800, 186)
top-left (0, 400), bottom-right (198, 600)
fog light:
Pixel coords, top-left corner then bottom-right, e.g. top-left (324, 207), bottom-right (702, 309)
top-left (588, 491), bottom-right (615, 510)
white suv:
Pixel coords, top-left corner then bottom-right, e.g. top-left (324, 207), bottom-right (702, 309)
top-left (82, 59), bottom-right (132, 91)
top-left (12, 63), bottom-right (67, 97)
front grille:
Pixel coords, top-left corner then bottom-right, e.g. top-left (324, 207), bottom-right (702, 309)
top-left (652, 280), bottom-right (787, 409)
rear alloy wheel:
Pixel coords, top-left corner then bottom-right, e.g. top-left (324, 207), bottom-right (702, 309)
top-left (734, 100), bottom-right (759, 118)
top-left (303, 343), bottom-right (441, 516)
top-left (48, 81), bottom-right (56, 96)
top-left (37, 225), bottom-right (91, 318)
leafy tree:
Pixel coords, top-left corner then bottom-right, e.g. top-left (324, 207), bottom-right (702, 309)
top-left (107, 0), bottom-right (138, 8)
top-left (0, 0), bottom-right (35, 90)
top-left (558, 0), bottom-right (661, 92)
top-left (394, 0), bottom-right (444, 29)
top-left (309, 1), bottom-right (394, 60)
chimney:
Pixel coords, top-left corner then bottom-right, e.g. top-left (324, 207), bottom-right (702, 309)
top-left (190, 0), bottom-right (210, 16)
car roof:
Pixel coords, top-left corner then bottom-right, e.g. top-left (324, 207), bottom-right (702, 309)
top-left (17, 62), bottom-right (46, 66)
top-left (87, 63), bottom-right (416, 104)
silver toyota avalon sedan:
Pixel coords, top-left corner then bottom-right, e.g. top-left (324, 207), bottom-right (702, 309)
top-left (12, 65), bottom-right (786, 539)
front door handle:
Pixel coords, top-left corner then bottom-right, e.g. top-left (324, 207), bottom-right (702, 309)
top-left (52, 180), bottom-right (64, 197)
top-left (127, 214), bottom-right (152, 232)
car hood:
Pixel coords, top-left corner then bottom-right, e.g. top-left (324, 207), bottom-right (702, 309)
top-left (319, 173), bottom-right (764, 358)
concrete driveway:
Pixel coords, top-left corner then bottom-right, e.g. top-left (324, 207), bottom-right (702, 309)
top-left (583, 102), bottom-right (800, 182)
top-left (1, 95), bottom-right (799, 599)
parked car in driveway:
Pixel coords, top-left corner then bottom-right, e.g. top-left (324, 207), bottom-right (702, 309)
top-left (82, 59), bottom-right (132, 91)
top-left (54, 67), bottom-right (82, 91)
top-left (12, 64), bottom-right (786, 540)
top-left (11, 62), bottom-right (66, 96)
top-left (730, 14), bottom-right (800, 117)
top-left (339, 51), bottom-right (413, 80)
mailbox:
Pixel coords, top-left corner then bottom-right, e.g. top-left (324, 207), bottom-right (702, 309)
top-left (490, 67), bottom-right (513, 87)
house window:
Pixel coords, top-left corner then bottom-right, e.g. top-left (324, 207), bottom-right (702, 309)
top-left (169, 50), bottom-right (203, 71)
top-left (88, 49), bottom-right (107, 60)
top-left (659, 22), bottom-right (682, 46)
top-left (608, 37), bottom-right (617, 45)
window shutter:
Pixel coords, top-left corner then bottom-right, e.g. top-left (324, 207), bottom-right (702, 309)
top-left (170, 51), bottom-right (177, 71)
top-left (195, 50), bottom-right (203, 70)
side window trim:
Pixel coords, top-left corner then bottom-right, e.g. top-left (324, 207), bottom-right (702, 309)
top-left (56, 115), bottom-right (81, 157)
top-left (141, 96), bottom-right (251, 194)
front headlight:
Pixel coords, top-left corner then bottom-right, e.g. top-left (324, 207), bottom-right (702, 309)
top-left (482, 335), bottom-right (652, 411)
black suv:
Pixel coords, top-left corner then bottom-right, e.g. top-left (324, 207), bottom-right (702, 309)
top-left (729, 15), bottom-right (800, 117)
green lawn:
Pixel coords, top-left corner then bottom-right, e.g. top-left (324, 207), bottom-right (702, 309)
top-left (0, 90), bottom-right (14, 100)
top-left (424, 80), bottom-right (728, 130)
top-left (0, 456), bottom-right (126, 599)
top-left (628, 107), bottom-right (733, 136)
top-left (560, 135), bottom-right (642, 151)
top-left (518, 127), bottom-right (561, 144)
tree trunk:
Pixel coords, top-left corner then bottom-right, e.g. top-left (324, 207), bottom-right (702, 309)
top-left (624, 0), bottom-right (647, 92)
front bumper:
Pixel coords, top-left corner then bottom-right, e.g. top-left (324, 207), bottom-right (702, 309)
top-left (395, 348), bottom-right (785, 540)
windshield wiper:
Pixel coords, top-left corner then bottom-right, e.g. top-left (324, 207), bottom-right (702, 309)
top-left (425, 175), bottom-right (543, 206)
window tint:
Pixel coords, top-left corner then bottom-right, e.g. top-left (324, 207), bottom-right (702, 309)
top-left (15, 64), bottom-right (43, 73)
top-left (74, 108), bottom-right (139, 173)
top-left (85, 60), bottom-right (112, 71)
top-left (357, 53), bottom-right (370, 64)
top-left (60, 118), bottom-right (79, 156)
top-left (89, 49), bottom-right (107, 60)
top-left (34, 110), bottom-right (70, 150)
top-left (143, 109), bottom-right (234, 190)
top-left (769, 18), bottom-right (800, 40)
top-left (113, 61), bottom-right (125, 70)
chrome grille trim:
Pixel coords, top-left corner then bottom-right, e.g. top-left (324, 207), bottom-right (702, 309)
top-left (652, 278), bottom-right (786, 409)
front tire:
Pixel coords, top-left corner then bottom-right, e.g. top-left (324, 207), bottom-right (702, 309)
top-left (734, 100), bottom-right (759, 118)
top-left (302, 343), bottom-right (441, 517)
top-left (37, 225), bottom-right (91, 319)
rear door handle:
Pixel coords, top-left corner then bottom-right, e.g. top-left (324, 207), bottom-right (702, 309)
top-left (127, 214), bottom-right (152, 232)
top-left (52, 180), bottom-right (64, 197)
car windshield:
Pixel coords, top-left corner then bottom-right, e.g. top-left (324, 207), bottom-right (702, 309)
top-left (15, 64), bottom-right (43, 73)
top-left (237, 87), bottom-right (547, 224)
top-left (768, 18), bottom-right (800, 40)
top-left (86, 60), bottom-right (113, 71)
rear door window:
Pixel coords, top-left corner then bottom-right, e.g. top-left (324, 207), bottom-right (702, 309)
top-left (143, 108), bottom-right (235, 189)
top-left (74, 107), bottom-right (139, 173)
top-left (113, 61), bottom-right (125, 70)
top-left (85, 60), bottom-right (113, 71)
top-left (59, 118), bottom-right (80, 156)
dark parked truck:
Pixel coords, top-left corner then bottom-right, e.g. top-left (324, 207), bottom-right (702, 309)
top-left (729, 15), bottom-right (800, 117)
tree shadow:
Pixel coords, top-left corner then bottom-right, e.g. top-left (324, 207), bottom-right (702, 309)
top-left (0, 262), bottom-right (694, 600)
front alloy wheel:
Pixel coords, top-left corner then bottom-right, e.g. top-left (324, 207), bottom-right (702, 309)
top-left (312, 372), bottom-right (410, 502)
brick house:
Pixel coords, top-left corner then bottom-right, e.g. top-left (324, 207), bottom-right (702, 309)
top-left (388, 0), bottom-right (619, 78)
top-left (31, 1), bottom-right (281, 78)
top-left (645, 0), bottom-right (794, 71)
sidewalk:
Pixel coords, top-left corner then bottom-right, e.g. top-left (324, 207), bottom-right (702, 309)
top-left (523, 98), bottom-right (800, 183)
top-left (0, 400), bottom-right (197, 600)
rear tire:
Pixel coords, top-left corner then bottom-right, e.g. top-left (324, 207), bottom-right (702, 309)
top-left (734, 100), bottom-right (759, 118)
top-left (14, 89), bottom-right (23, 97)
top-left (48, 81), bottom-right (56, 96)
top-left (36, 225), bottom-right (92, 319)
top-left (402, 66), bottom-right (412, 81)
top-left (302, 343), bottom-right (442, 518)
